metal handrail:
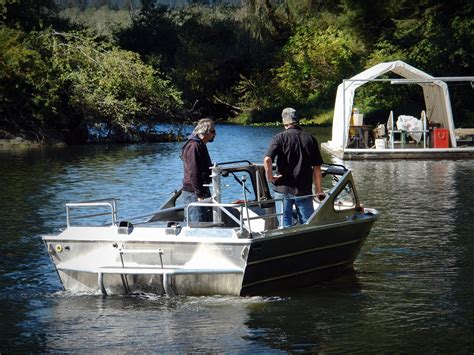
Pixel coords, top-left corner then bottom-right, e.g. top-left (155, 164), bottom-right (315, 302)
top-left (215, 160), bottom-right (253, 166)
top-left (186, 198), bottom-right (285, 234)
top-left (186, 201), bottom-right (246, 233)
top-left (66, 199), bottom-right (117, 227)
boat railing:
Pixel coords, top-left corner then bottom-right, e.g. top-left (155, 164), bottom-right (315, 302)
top-left (186, 198), bottom-right (283, 235)
top-left (65, 198), bottom-right (117, 227)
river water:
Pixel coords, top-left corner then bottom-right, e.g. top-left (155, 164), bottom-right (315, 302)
top-left (1, 124), bottom-right (474, 353)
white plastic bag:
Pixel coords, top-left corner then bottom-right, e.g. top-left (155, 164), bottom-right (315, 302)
top-left (396, 115), bottom-right (423, 143)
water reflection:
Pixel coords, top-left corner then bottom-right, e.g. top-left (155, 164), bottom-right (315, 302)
top-left (13, 278), bottom-right (365, 353)
top-left (20, 294), bottom-right (267, 353)
top-left (243, 273), bottom-right (363, 352)
top-left (451, 161), bottom-right (474, 330)
top-left (340, 159), bottom-right (472, 352)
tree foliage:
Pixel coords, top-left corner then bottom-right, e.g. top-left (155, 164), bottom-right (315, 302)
top-left (0, 26), bottom-right (183, 143)
top-left (274, 24), bottom-right (363, 106)
top-left (40, 30), bottom-right (182, 137)
top-left (359, 0), bottom-right (474, 124)
top-left (117, 1), bottom-right (289, 116)
top-left (0, 27), bottom-right (48, 139)
top-left (1, 0), bottom-right (71, 31)
top-left (1, 0), bottom-right (473, 142)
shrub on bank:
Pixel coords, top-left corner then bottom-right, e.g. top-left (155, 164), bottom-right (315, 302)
top-left (0, 27), bottom-right (184, 144)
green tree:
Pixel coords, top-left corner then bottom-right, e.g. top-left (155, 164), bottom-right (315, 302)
top-left (0, 27), bottom-right (184, 143)
top-left (274, 23), bottom-right (363, 106)
top-left (115, 2), bottom-right (179, 73)
top-left (360, 0), bottom-right (473, 125)
top-left (116, 2), bottom-right (291, 117)
top-left (0, 27), bottom-right (49, 139)
top-left (1, 0), bottom-right (71, 31)
top-left (35, 29), bottom-right (184, 142)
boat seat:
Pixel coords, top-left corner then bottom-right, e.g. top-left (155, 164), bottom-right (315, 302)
top-left (242, 206), bottom-right (267, 232)
top-left (221, 204), bottom-right (277, 232)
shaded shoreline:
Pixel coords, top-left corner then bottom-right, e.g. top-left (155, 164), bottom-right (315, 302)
top-left (0, 129), bottom-right (187, 150)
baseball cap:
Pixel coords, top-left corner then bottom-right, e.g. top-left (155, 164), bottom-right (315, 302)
top-left (281, 107), bottom-right (298, 125)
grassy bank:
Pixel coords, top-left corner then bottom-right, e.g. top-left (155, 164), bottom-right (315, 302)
top-left (228, 108), bottom-right (334, 126)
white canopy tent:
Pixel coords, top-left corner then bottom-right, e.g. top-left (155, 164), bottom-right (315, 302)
top-left (326, 60), bottom-right (457, 149)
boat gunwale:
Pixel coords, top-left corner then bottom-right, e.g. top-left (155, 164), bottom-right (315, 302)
top-left (42, 211), bottom-right (378, 244)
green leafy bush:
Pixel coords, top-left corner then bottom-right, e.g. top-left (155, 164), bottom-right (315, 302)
top-left (0, 27), bottom-right (50, 139)
top-left (1, 27), bottom-right (183, 143)
top-left (274, 23), bottom-right (363, 106)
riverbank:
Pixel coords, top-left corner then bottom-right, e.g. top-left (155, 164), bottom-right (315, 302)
top-left (228, 108), bottom-right (334, 126)
top-left (0, 129), bottom-right (187, 150)
top-left (0, 137), bottom-right (66, 150)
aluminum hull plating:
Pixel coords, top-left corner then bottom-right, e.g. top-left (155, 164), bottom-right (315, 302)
top-left (43, 215), bottom-right (376, 296)
top-left (241, 216), bottom-right (375, 295)
top-left (43, 227), bottom-right (250, 296)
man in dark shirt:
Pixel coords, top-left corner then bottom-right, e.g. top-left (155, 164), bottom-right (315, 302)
top-left (264, 108), bottom-right (325, 228)
top-left (181, 118), bottom-right (216, 222)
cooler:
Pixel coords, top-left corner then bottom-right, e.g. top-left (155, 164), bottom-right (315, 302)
top-left (431, 128), bottom-right (449, 148)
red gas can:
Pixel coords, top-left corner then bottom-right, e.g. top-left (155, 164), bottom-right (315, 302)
top-left (431, 128), bottom-right (449, 148)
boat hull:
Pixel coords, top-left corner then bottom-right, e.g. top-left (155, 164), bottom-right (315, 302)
top-left (241, 217), bottom-right (374, 295)
top-left (43, 229), bottom-right (249, 296)
top-left (44, 214), bottom-right (376, 296)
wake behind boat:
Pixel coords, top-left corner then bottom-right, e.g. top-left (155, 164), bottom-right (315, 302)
top-left (42, 161), bottom-right (379, 296)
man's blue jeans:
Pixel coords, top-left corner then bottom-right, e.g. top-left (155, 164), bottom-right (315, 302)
top-left (274, 192), bottom-right (315, 228)
top-left (181, 190), bottom-right (210, 223)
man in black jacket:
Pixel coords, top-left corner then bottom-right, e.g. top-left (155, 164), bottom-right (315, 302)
top-left (181, 118), bottom-right (216, 222)
top-left (264, 108), bottom-right (325, 228)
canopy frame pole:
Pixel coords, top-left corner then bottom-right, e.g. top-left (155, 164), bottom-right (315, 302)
top-left (343, 79), bottom-right (347, 148)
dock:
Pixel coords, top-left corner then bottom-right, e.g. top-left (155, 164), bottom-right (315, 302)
top-left (322, 143), bottom-right (474, 160)
top-left (322, 60), bottom-right (474, 160)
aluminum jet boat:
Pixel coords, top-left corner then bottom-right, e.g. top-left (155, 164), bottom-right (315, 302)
top-left (43, 161), bottom-right (379, 296)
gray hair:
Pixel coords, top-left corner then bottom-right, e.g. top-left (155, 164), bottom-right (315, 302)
top-left (193, 118), bottom-right (215, 139)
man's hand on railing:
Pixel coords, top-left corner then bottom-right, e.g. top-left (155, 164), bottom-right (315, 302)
top-left (316, 192), bottom-right (326, 201)
top-left (266, 173), bottom-right (282, 183)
